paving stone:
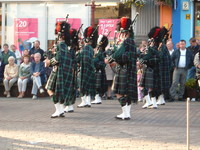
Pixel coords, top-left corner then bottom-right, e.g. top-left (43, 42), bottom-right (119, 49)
top-left (0, 97), bottom-right (200, 150)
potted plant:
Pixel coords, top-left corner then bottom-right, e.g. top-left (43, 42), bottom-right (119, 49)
top-left (154, 0), bottom-right (173, 6)
top-left (121, 0), bottom-right (146, 8)
top-left (185, 78), bottom-right (197, 99)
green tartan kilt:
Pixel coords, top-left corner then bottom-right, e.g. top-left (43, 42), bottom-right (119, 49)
top-left (112, 68), bottom-right (128, 95)
top-left (45, 71), bottom-right (57, 91)
top-left (140, 67), bottom-right (154, 89)
top-left (95, 71), bottom-right (107, 95)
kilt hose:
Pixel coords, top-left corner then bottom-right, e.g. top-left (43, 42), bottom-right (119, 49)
top-left (95, 71), bottom-right (102, 90)
top-left (45, 71), bottom-right (57, 91)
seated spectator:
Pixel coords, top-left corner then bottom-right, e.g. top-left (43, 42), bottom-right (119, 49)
top-left (0, 44), bottom-right (16, 81)
top-left (30, 53), bottom-right (45, 100)
top-left (17, 56), bottom-right (31, 98)
top-left (3, 56), bottom-right (18, 97)
top-left (21, 49), bottom-right (30, 63)
top-left (10, 44), bottom-right (21, 66)
top-left (29, 40), bottom-right (45, 62)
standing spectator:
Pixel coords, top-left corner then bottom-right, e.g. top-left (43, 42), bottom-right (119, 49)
top-left (166, 40), bottom-right (175, 92)
top-left (17, 56), bottom-right (31, 98)
top-left (105, 64), bottom-right (114, 99)
top-left (3, 56), bottom-right (18, 97)
top-left (0, 50), bottom-right (2, 82)
top-left (194, 50), bottom-right (200, 101)
top-left (137, 62), bottom-right (143, 102)
top-left (187, 37), bottom-right (200, 80)
top-left (10, 44), bottom-right (21, 66)
top-left (29, 40), bottom-right (45, 62)
top-left (170, 40), bottom-right (194, 101)
top-left (1, 44), bottom-right (16, 65)
top-left (166, 40), bottom-right (175, 56)
top-left (194, 50), bottom-right (200, 78)
top-left (30, 53), bottom-right (45, 100)
top-left (21, 49), bottom-right (30, 63)
top-left (0, 44), bottom-right (16, 82)
top-left (176, 42), bottom-right (180, 50)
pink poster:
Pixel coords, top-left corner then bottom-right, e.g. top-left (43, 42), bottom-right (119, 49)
top-left (56, 18), bottom-right (81, 30)
top-left (98, 19), bottom-right (119, 40)
top-left (14, 18), bottom-right (38, 52)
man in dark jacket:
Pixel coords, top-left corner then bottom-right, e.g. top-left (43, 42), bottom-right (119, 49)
top-left (170, 40), bottom-right (194, 101)
top-left (29, 40), bottom-right (45, 62)
top-left (187, 37), bottom-right (200, 80)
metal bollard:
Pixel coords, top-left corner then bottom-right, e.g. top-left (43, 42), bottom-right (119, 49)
top-left (187, 97), bottom-right (190, 150)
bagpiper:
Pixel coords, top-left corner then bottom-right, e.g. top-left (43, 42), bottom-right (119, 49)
top-left (91, 34), bottom-right (108, 104)
top-left (105, 16), bottom-right (138, 120)
top-left (77, 26), bottom-right (98, 108)
top-left (45, 20), bottom-right (75, 118)
top-left (157, 27), bottom-right (172, 105)
top-left (63, 28), bottom-right (80, 113)
top-left (139, 26), bottom-right (170, 109)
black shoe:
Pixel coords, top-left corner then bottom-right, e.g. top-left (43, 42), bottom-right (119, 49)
top-left (168, 99), bottom-right (174, 102)
top-left (96, 102), bottom-right (102, 104)
top-left (178, 98), bottom-right (185, 101)
top-left (115, 116), bottom-right (131, 120)
top-left (107, 96), bottom-right (113, 100)
top-left (59, 113), bottom-right (65, 117)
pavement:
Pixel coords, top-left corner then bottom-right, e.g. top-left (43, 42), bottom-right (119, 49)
top-left (0, 97), bottom-right (200, 150)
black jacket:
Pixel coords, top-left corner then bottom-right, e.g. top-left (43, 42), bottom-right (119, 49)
top-left (171, 49), bottom-right (193, 70)
top-left (29, 47), bottom-right (45, 61)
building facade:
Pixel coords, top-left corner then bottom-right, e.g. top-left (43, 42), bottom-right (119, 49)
top-left (0, 0), bottom-right (120, 51)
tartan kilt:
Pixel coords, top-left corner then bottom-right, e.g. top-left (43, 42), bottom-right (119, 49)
top-left (95, 70), bottom-right (107, 96)
top-left (45, 71), bottom-right (57, 91)
top-left (140, 67), bottom-right (154, 89)
top-left (111, 67), bottom-right (128, 95)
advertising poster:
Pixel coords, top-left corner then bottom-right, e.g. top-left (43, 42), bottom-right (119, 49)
top-left (56, 18), bottom-right (81, 30)
top-left (14, 18), bottom-right (38, 52)
top-left (98, 19), bottom-right (119, 40)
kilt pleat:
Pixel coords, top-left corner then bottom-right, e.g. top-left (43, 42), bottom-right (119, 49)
top-left (45, 71), bottom-right (57, 91)
top-left (112, 67), bottom-right (128, 95)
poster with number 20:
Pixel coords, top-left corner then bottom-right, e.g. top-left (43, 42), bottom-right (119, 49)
top-left (14, 18), bottom-right (38, 52)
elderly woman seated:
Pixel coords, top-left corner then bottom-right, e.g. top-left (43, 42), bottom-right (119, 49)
top-left (17, 55), bottom-right (31, 98)
top-left (3, 56), bottom-right (18, 97)
top-left (30, 53), bottom-right (45, 100)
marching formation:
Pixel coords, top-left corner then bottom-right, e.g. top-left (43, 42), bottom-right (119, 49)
top-left (43, 14), bottom-right (177, 120)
